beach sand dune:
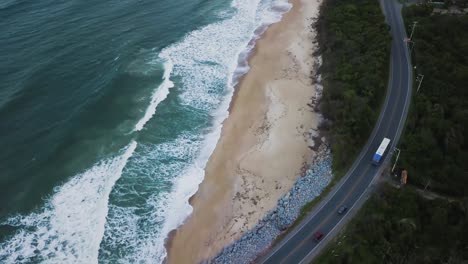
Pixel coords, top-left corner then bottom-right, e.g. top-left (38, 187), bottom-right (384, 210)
top-left (166, 0), bottom-right (322, 262)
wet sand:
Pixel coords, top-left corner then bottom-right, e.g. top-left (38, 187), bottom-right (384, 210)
top-left (166, 0), bottom-right (323, 262)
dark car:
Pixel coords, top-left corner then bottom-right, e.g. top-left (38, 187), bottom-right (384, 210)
top-left (337, 206), bottom-right (347, 215)
top-left (313, 232), bottom-right (324, 242)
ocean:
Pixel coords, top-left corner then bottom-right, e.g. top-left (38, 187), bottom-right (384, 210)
top-left (0, 0), bottom-right (290, 262)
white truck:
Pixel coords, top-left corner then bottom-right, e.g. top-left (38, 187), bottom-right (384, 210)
top-left (372, 138), bottom-right (391, 165)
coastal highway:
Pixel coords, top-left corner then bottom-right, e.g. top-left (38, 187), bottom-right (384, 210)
top-left (256, 0), bottom-right (413, 263)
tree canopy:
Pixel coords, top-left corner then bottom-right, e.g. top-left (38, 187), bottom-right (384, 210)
top-left (316, 185), bottom-right (468, 263)
top-left (400, 6), bottom-right (468, 196)
top-left (317, 0), bottom-right (391, 172)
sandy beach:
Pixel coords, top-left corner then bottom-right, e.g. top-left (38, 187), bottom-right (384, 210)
top-left (166, 0), bottom-right (323, 262)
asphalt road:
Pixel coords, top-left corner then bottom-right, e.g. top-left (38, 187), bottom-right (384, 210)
top-left (257, 0), bottom-right (413, 263)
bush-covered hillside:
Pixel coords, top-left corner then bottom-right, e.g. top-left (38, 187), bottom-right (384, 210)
top-left (316, 5), bottom-right (468, 264)
top-left (400, 6), bottom-right (468, 196)
top-left (316, 185), bottom-right (468, 263)
top-left (317, 0), bottom-right (391, 173)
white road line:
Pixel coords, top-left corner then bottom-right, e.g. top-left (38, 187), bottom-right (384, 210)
top-left (259, 1), bottom-right (412, 263)
top-left (299, 1), bottom-right (414, 262)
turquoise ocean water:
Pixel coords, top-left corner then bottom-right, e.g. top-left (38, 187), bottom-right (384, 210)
top-left (0, 0), bottom-right (291, 262)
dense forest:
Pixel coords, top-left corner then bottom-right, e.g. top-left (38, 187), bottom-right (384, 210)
top-left (316, 184), bottom-right (468, 263)
top-left (317, 0), bottom-right (391, 173)
top-left (399, 6), bottom-right (468, 196)
top-left (316, 5), bottom-right (468, 264)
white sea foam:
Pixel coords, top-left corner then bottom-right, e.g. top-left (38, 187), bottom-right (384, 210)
top-left (133, 59), bottom-right (174, 132)
top-left (99, 125), bottom-right (225, 264)
top-left (153, 106), bottom-right (228, 262)
top-left (159, 0), bottom-right (291, 111)
top-left (99, 135), bottom-right (203, 263)
top-left (0, 142), bottom-right (137, 264)
top-left (145, 0), bottom-right (292, 261)
top-left (98, 0), bottom-right (292, 260)
top-left (0, 0), bottom-right (293, 262)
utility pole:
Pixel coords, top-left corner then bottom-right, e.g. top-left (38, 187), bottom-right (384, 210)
top-left (416, 74), bottom-right (424, 93)
top-left (391, 147), bottom-right (401, 174)
top-left (409, 21), bottom-right (418, 40)
top-left (423, 178), bottom-right (431, 192)
top-left (404, 38), bottom-right (415, 53)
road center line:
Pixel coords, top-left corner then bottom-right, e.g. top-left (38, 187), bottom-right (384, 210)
top-left (279, 165), bottom-right (372, 263)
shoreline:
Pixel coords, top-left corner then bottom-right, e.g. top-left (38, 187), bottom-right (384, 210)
top-left (166, 0), bottom-right (324, 262)
top-left (213, 144), bottom-right (332, 263)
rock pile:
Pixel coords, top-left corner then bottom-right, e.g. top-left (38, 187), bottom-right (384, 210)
top-left (210, 146), bottom-right (333, 264)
